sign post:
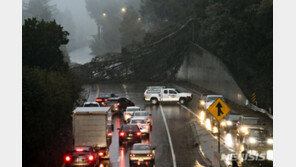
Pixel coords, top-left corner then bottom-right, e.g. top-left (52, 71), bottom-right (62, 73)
top-left (207, 97), bottom-right (231, 153)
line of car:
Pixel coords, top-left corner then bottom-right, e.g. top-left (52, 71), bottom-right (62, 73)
top-left (198, 95), bottom-right (273, 163)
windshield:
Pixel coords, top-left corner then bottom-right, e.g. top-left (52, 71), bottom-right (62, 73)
top-left (134, 111), bottom-right (148, 116)
top-left (249, 130), bottom-right (267, 138)
top-left (132, 144), bottom-right (151, 150)
top-left (83, 103), bottom-right (99, 107)
top-left (206, 96), bottom-right (224, 102)
top-left (131, 119), bottom-right (146, 124)
top-left (123, 125), bottom-right (139, 131)
top-left (127, 108), bottom-right (140, 111)
top-left (228, 115), bottom-right (241, 121)
top-left (242, 118), bottom-right (260, 125)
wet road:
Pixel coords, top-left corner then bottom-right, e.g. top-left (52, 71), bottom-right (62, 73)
top-left (85, 83), bottom-right (208, 167)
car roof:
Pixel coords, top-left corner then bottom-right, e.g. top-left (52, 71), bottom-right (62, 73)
top-left (134, 110), bottom-right (148, 113)
top-left (84, 102), bottom-right (98, 104)
top-left (133, 143), bottom-right (150, 147)
top-left (206, 95), bottom-right (223, 97)
top-left (130, 117), bottom-right (146, 121)
top-left (127, 106), bottom-right (140, 109)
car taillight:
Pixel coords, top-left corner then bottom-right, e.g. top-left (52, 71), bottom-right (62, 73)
top-left (114, 103), bottom-right (120, 107)
top-left (137, 161), bottom-right (141, 165)
top-left (136, 131), bottom-right (141, 136)
top-left (120, 132), bottom-right (125, 137)
top-left (130, 153), bottom-right (135, 157)
top-left (64, 155), bottom-right (71, 162)
top-left (101, 102), bottom-right (106, 106)
top-left (104, 98), bottom-right (108, 102)
top-left (108, 132), bottom-right (112, 136)
top-left (96, 98), bottom-right (102, 102)
top-left (147, 118), bottom-right (152, 121)
top-left (88, 155), bottom-right (94, 161)
top-left (147, 154), bottom-right (152, 157)
top-left (98, 151), bottom-right (104, 157)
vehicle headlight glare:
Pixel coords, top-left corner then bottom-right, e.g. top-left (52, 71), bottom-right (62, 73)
top-left (267, 150), bottom-right (273, 160)
top-left (200, 100), bottom-right (205, 106)
top-left (221, 121), bottom-right (226, 126)
top-left (226, 121), bottom-right (232, 126)
top-left (200, 111), bottom-right (205, 121)
top-left (249, 137), bottom-right (257, 144)
top-left (267, 138), bottom-right (273, 145)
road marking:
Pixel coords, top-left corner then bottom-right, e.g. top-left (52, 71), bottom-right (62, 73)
top-left (159, 104), bottom-right (177, 167)
top-left (95, 84), bottom-right (100, 97)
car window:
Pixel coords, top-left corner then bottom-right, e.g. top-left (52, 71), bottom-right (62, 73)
top-left (169, 90), bottom-right (177, 94)
top-left (84, 103), bottom-right (99, 107)
top-left (131, 119), bottom-right (146, 124)
top-left (122, 125), bottom-right (139, 131)
top-left (132, 144), bottom-right (151, 150)
top-left (134, 111), bottom-right (148, 116)
top-left (164, 90), bottom-right (168, 94)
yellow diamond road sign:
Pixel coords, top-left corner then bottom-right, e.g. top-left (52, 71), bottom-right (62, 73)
top-left (207, 97), bottom-right (231, 121)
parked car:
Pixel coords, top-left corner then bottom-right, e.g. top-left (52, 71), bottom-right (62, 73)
top-left (63, 146), bottom-right (100, 167)
top-left (129, 143), bottom-right (155, 167)
top-left (118, 124), bottom-right (142, 146)
top-left (124, 106), bottom-right (141, 123)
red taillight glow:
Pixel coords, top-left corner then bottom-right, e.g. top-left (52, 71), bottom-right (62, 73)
top-left (75, 148), bottom-right (84, 152)
top-left (137, 161), bottom-right (141, 165)
top-left (104, 98), bottom-right (108, 102)
top-left (64, 155), bottom-right (71, 162)
top-left (147, 118), bottom-right (152, 121)
top-left (98, 152), bottom-right (104, 157)
top-left (130, 153), bottom-right (135, 157)
top-left (108, 132), bottom-right (112, 136)
top-left (96, 98), bottom-right (102, 102)
top-left (88, 155), bottom-right (94, 161)
top-left (120, 132), bottom-right (125, 137)
top-left (115, 103), bottom-right (120, 107)
top-left (147, 154), bottom-right (152, 157)
top-left (136, 131), bottom-right (141, 136)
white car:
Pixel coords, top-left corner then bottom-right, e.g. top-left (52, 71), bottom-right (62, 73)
top-left (129, 118), bottom-right (150, 135)
top-left (83, 102), bottom-right (100, 107)
top-left (123, 106), bottom-right (141, 123)
top-left (144, 87), bottom-right (192, 105)
top-left (132, 111), bottom-right (152, 127)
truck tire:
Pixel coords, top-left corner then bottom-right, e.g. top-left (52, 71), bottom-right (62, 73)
top-left (179, 98), bottom-right (186, 105)
top-left (151, 98), bottom-right (159, 105)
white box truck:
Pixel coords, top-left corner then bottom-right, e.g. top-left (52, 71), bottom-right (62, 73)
top-left (72, 106), bottom-right (111, 159)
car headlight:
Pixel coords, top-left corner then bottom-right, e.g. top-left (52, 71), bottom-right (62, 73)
top-left (267, 138), bottom-right (273, 145)
top-left (240, 127), bottom-right (249, 134)
top-left (200, 111), bottom-right (205, 121)
top-left (249, 137), bottom-right (257, 144)
top-left (200, 100), bottom-right (205, 106)
top-left (226, 121), bottom-right (233, 126)
top-left (212, 126), bottom-right (218, 133)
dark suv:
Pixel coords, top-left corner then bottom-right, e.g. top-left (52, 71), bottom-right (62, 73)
top-left (107, 97), bottom-right (135, 115)
top-left (118, 124), bottom-right (142, 146)
top-left (63, 146), bottom-right (100, 167)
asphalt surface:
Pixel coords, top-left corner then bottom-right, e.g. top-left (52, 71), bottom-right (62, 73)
top-left (85, 83), bottom-right (208, 167)
top-left (84, 82), bottom-right (273, 167)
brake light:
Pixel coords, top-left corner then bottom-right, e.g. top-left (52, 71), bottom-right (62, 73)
top-left (64, 155), bottom-right (71, 162)
top-left (88, 155), bottom-right (94, 161)
top-left (136, 131), bottom-right (141, 136)
top-left (101, 102), bottom-right (106, 106)
top-left (120, 132), bottom-right (125, 137)
top-left (96, 98), bottom-right (102, 102)
top-left (130, 153), bottom-right (135, 157)
top-left (147, 154), bottom-right (153, 157)
top-left (137, 161), bottom-right (141, 165)
top-left (98, 151), bottom-right (104, 157)
top-left (108, 132), bottom-right (112, 136)
top-left (114, 103), bottom-right (120, 107)
top-left (147, 118), bottom-right (152, 121)
top-left (75, 148), bottom-right (84, 152)
top-left (104, 98), bottom-right (108, 102)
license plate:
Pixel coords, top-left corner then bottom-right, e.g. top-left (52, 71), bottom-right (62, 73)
top-left (129, 134), bottom-right (133, 136)
top-left (76, 158), bottom-right (84, 162)
top-left (139, 158), bottom-right (143, 161)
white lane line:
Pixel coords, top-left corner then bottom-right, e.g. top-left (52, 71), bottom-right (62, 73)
top-left (95, 84), bottom-right (100, 98)
top-left (159, 104), bottom-right (177, 167)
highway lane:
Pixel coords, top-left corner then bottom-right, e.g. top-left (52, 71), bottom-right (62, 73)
top-left (85, 82), bottom-right (208, 167)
